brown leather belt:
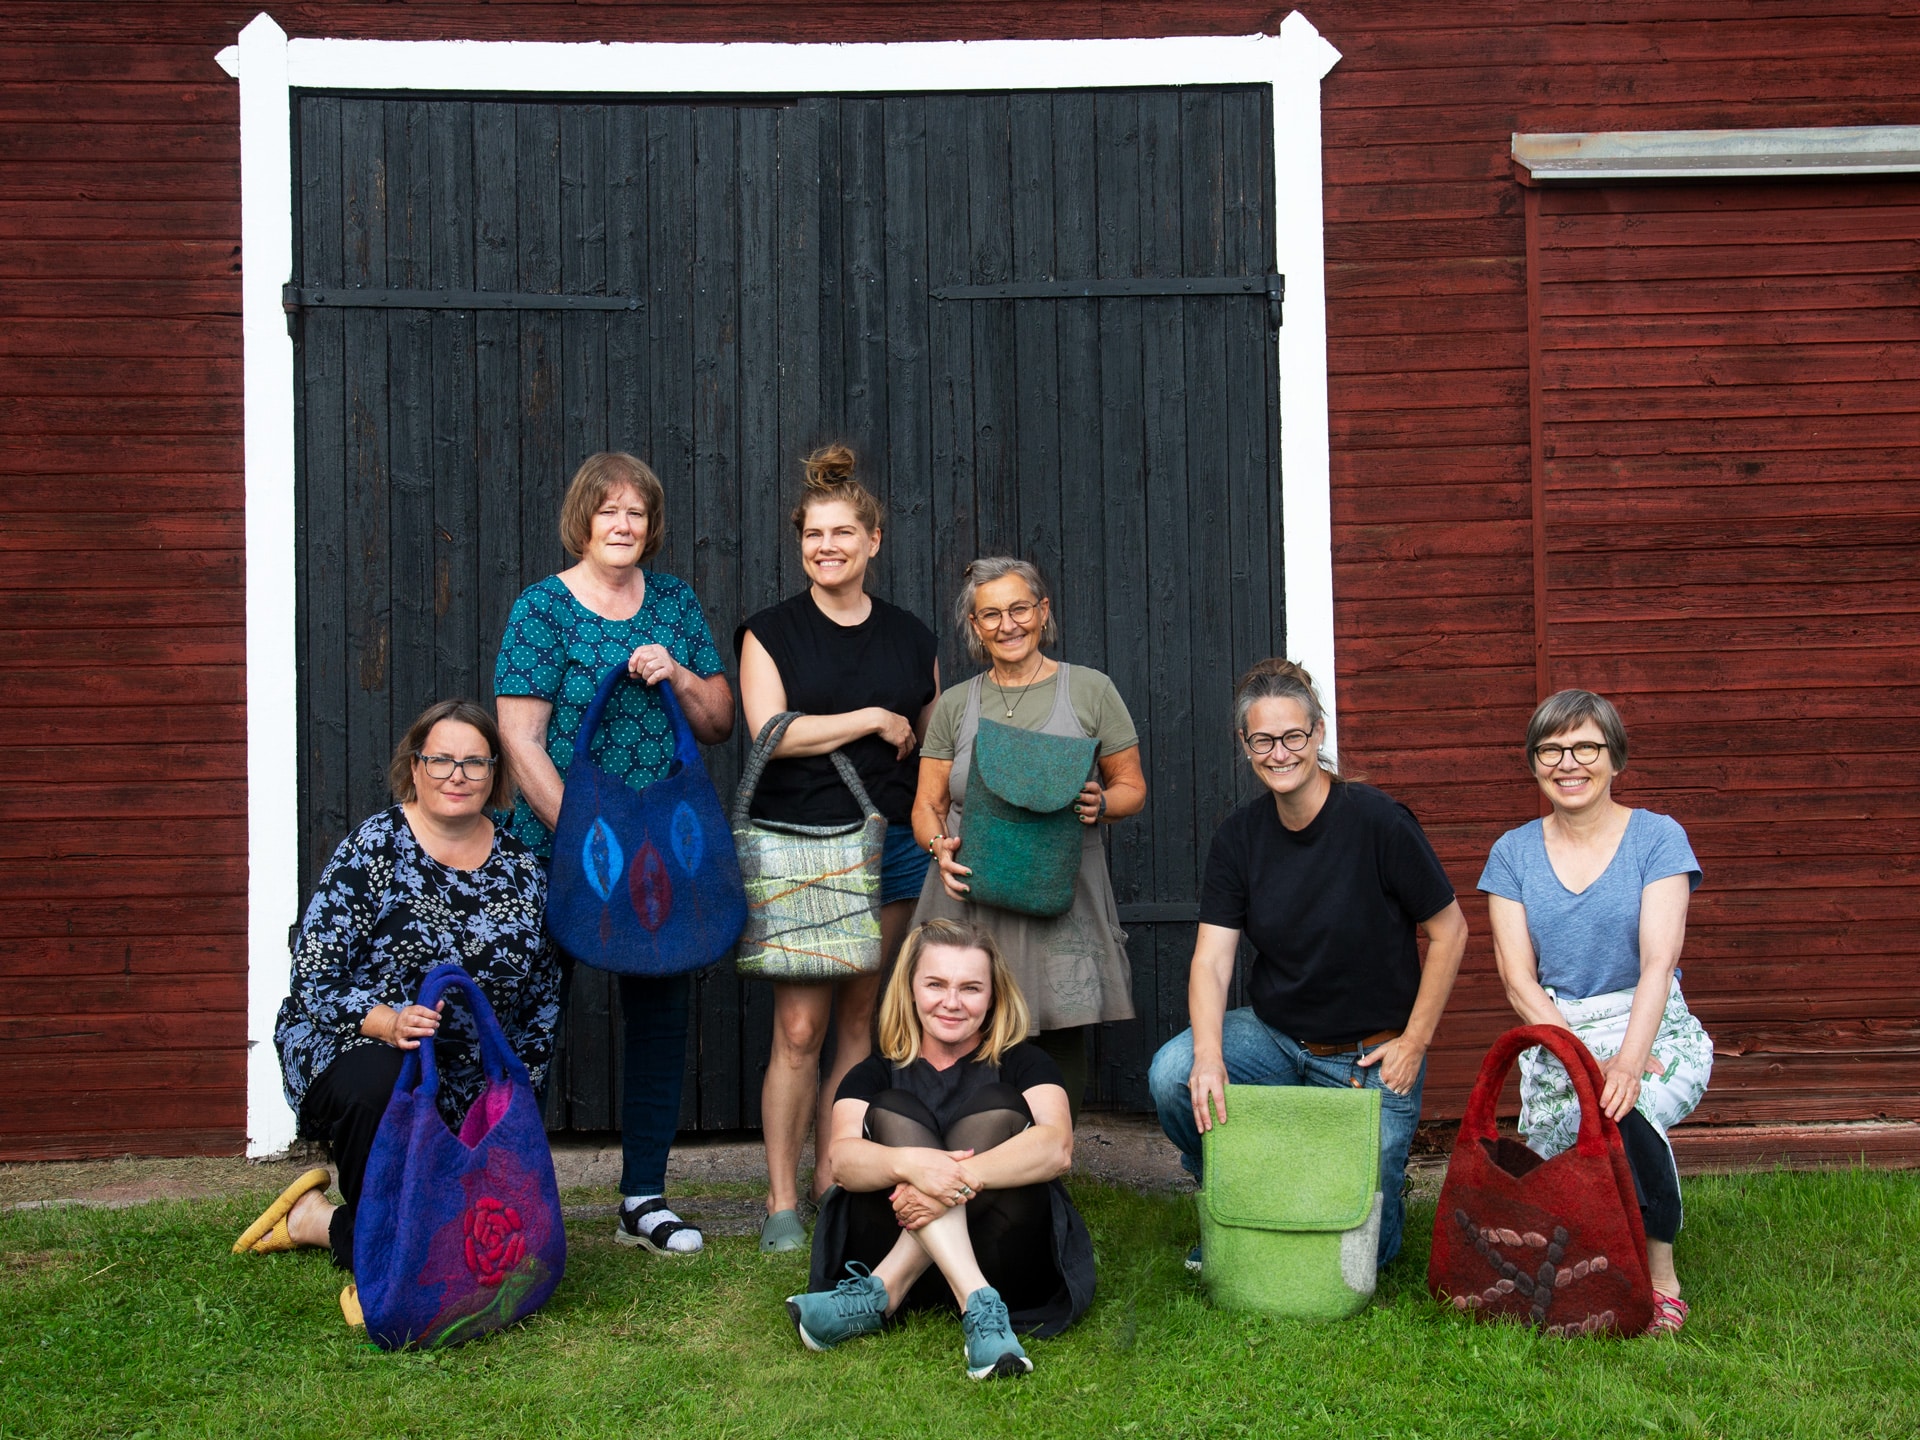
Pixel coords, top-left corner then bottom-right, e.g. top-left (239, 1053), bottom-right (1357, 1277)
top-left (1300, 1027), bottom-right (1402, 1057)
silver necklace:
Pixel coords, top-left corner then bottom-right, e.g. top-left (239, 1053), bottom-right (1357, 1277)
top-left (996, 656), bottom-right (1048, 723)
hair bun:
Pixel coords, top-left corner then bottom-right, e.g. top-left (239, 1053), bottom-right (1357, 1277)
top-left (803, 443), bottom-right (857, 490)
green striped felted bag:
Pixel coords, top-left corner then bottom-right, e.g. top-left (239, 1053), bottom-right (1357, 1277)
top-left (731, 712), bottom-right (886, 981)
top-left (962, 717), bottom-right (1097, 918)
top-left (1198, 1084), bottom-right (1383, 1319)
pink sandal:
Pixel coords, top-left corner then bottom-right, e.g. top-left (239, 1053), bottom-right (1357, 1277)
top-left (1646, 1293), bottom-right (1689, 1336)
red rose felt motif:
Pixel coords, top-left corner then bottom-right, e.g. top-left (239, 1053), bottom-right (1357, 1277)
top-left (462, 1196), bottom-right (528, 1287)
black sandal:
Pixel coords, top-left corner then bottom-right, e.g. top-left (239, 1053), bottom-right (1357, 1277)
top-left (614, 1202), bottom-right (704, 1255)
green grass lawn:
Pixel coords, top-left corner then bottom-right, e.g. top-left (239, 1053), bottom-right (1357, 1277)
top-left (3, 1170), bottom-right (1916, 1439)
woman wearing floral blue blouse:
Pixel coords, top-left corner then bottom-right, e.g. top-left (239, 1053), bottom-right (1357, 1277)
top-left (495, 452), bottom-right (735, 1256)
top-left (247, 700), bottom-right (558, 1323)
top-left (1478, 689), bottom-right (1713, 1337)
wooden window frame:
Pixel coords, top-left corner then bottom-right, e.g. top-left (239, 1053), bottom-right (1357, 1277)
top-left (219, 12), bottom-right (1345, 1154)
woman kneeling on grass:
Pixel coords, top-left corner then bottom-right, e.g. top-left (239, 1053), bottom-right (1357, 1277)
top-left (787, 918), bottom-right (1093, 1379)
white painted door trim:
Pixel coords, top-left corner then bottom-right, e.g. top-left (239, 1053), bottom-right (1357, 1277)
top-left (219, 10), bottom-right (1343, 1155)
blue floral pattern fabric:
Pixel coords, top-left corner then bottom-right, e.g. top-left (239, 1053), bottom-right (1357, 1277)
top-left (492, 572), bottom-right (725, 859)
top-left (274, 808), bottom-right (561, 1122)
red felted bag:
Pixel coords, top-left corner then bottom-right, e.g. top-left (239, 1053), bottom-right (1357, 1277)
top-left (1428, 1024), bottom-right (1654, 1337)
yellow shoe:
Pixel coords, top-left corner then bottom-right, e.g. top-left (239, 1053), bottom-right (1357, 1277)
top-left (340, 1284), bottom-right (365, 1328)
top-left (232, 1167), bottom-right (332, 1254)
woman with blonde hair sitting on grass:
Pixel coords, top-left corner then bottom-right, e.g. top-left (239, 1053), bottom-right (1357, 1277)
top-left (785, 918), bottom-right (1094, 1379)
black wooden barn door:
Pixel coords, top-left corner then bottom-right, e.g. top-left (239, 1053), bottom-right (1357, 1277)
top-left (291, 86), bottom-right (1281, 1128)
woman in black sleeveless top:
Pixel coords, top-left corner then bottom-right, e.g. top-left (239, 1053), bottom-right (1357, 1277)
top-left (737, 445), bottom-right (940, 1253)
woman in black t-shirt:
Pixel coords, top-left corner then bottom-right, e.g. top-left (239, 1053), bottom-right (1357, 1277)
top-left (785, 918), bottom-right (1093, 1379)
top-left (737, 446), bottom-right (940, 1254)
top-left (1146, 659), bottom-right (1469, 1272)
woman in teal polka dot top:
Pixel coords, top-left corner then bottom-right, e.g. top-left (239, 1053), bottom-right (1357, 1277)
top-left (496, 451), bottom-right (734, 1257)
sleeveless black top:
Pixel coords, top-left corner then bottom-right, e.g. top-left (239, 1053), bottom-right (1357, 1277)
top-left (736, 591), bottom-right (936, 826)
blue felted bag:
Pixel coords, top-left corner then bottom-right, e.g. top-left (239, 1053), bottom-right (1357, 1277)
top-left (355, 963), bottom-right (566, 1351)
top-left (546, 665), bottom-right (748, 975)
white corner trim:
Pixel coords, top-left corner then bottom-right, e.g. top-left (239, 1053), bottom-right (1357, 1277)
top-left (237, 11), bottom-right (300, 1157)
top-left (1514, 125), bottom-right (1920, 182)
top-left (221, 11), bottom-right (1343, 1149)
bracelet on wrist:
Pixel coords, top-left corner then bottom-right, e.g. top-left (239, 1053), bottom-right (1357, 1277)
top-left (928, 833), bottom-right (945, 856)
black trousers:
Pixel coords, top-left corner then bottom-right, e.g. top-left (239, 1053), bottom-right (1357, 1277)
top-left (1618, 1108), bottom-right (1683, 1245)
top-left (299, 1043), bottom-right (406, 1272)
top-left (841, 1084), bottom-right (1056, 1314)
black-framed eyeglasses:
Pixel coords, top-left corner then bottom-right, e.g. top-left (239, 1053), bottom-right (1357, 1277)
top-left (417, 753), bottom-right (497, 781)
top-left (1241, 728), bottom-right (1313, 756)
top-left (972, 601), bottom-right (1040, 629)
top-left (1533, 741), bottom-right (1606, 767)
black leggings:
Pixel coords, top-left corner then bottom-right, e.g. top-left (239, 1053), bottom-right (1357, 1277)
top-left (299, 1043), bottom-right (406, 1272)
top-left (1618, 1109), bottom-right (1683, 1245)
top-left (843, 1084), bottom-right (1055, 1314)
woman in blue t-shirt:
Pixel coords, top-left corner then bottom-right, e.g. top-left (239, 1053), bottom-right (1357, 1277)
top-left (1478, 689), bottom-right (1714, 1336)
top-left (495, 452), bottom-right (734, 1258)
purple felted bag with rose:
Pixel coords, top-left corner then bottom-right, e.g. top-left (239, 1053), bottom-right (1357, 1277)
top-left (355, 963), bottom-right (566, 1350)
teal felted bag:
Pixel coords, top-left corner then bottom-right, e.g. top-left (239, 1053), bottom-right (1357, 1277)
top-left (962, 717), bottom-right (1097, 918)
top-left (1198, 1084), bottom-right (1383, 1319)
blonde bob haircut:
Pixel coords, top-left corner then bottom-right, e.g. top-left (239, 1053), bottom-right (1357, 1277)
top-left (558, 452), bottom-right (667, 563)
top-left (877, 918), bottom-right (1031, 1067)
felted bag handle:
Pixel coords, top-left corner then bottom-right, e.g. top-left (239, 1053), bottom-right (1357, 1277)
top-left (731, 710), bottom-right (881, 827)
top-left (1458, 1023), bottom-right (1615, 1159)
top-left (397, 962), bottom-right (528, 1103)
top-left (572, 662), bottom-right (701, 775)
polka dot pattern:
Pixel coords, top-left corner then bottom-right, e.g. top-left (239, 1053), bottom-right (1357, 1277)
top-left (493, 572), bottom-right (724, 859)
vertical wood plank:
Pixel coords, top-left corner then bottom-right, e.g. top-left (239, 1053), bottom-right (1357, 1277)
top-left (340, 98), bottom-right (393, 851)
top-left (560, 104), bottom-right (610, 469)
top-left (606, 104), bottom-right (651, 469)
top-left (428, 102), bottom-right (480, 710)
top-left (1008, 93), bottom-right (1063, 606)
top-left (647, 106), bottom-right (696, 581)
top-left (924, 95), bottom-right (976, 683)
top-left (771, 100), bottom-right (823, 615)
top-left (1050, 90), bottom-right (1104, 678)
top-left (386, 99), bottom-right (437, 737)
top-left (691, 104), bottom-right (744, 1129)
top-left (1139, 90), bottom-right (1195, 1058)
top-left (815, 101), bottom-right (846, 472)
top-left (472, 105), bottom-right (522, 706)
top-left (881, 96), bottom-right (935, 643)
top-left (966, 95), bottom-right (1016, 558)
top-left (515, 103), bottom-right (567, 590)
top-left (840, 97), bottom-right (889, 599)
top-left (296, 95), bottom-right (348, 891)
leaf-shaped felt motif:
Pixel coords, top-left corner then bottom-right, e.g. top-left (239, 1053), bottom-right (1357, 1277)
top-left (582, 818), bottom-right (622, 902)
top-left (629, 841), bottom-right (673, 932)
top-left (669, 800), bottom-right (705, 874)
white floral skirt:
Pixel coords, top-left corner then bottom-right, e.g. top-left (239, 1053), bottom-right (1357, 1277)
top-left (1517, 977), bottom-right (1714, 1164)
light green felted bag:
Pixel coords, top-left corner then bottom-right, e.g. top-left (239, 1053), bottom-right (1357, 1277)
top-left (962, 717), bottom-right (1097, 918)
top-left (1198, 1084), bottom-right (1383, 1319)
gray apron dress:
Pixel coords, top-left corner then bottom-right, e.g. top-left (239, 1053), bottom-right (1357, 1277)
top-left (910, 663), bottom-right (1135, 1030)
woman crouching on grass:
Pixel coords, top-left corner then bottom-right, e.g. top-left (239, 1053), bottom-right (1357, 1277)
top-left (786, 918), bottom-right (1094, 1379)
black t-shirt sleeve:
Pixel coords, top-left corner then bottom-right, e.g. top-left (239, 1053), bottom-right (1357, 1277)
top-left (835, 1052), bottom-right (892, 1106)
top-left (1378, 798), bottom-right (1458, 924)
top-left (1196, 808), bottom-right (1252, 931)
top-left (999, 1042), bottom-right (1066, 1094)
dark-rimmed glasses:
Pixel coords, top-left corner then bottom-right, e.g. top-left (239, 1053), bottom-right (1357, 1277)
top-left (1533, 741), bottom-right (1606, 767)
top-left (972, 601), bottom-right (1040, 629)
top-left (417, 753), bottom-right (497, 782)
top-left (1241, 729), bottom-right (1313, 756)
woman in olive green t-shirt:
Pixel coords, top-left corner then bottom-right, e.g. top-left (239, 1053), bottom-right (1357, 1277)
top-left (909, 557), bottom-right (1147, 1114)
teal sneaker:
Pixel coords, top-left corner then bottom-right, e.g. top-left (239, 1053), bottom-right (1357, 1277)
top-left (1185, 1245), bottom-right (1203, 1274)
top-left (960, 1286), bottom-right (1031, 1379)
top-left (785, 1263), bottom-right (889, 1351)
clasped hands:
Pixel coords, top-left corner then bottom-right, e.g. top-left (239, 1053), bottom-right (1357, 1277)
top-left (888, 1148), bottom-right (981, 1232)
top-left (370, 999), bottom-right (446, 1050)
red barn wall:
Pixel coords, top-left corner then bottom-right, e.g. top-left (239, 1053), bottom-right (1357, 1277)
top-left (2, 1), bottom-right (1916, 1158)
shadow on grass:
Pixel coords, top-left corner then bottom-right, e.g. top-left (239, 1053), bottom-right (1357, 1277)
top-left (2, 1170), bottom-right (1916, 1439)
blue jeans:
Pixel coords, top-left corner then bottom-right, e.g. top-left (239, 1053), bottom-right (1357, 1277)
top-left (1148, 1008), bottom-right (1425, 1266)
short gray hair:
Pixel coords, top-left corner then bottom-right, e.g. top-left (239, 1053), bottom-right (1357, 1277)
top-left (1526, 689), bottom-right (1628, 771)
top-left (953, 557), bottom-right (1060, 664)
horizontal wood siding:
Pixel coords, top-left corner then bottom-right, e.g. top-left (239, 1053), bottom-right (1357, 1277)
top-left (1533, 177), bottom-right (1920, 1124)
top-left (5, 1), bottom-right (1919, 1157)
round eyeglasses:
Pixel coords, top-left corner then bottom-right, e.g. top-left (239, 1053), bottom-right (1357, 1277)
top-left (1533, 741), bottom-right (1606, 767)
top-left (1241, 728), bottom-right (1313, 756)
top-left (971, 601), bottom-right (1040, 629)
top-left (417, 753), bottom-right (498, 782)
